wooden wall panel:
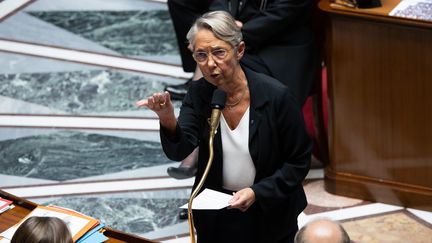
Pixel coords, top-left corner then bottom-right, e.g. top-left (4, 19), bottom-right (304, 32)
top-left (320, 0), bottom-right (432, 211)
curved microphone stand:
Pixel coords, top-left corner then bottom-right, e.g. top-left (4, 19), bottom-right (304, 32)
top-left (187, 89), bottom-right (226, 243)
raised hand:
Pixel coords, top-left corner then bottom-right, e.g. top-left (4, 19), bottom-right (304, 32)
top-left (136, 91), bottom-right (172, 111)
top-left (136, 91), bottom-right (177, 133)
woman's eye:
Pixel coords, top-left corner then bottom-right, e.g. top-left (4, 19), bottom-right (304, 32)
top-left (195, 52), bottom-right (207, 60)
top-left (213, 50), bottom-right (226, 58)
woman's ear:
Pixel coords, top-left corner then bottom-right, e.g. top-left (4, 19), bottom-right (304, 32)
top-left (236, 41), bottom-right (245, 60)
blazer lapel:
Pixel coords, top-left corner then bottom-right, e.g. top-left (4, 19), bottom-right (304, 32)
top-left (245, 68), bottom-right (267, 139)
top-left (244, 67), bottom-right (268, 166)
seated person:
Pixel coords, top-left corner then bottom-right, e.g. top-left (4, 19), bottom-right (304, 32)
top-left (11, 216), bottom-right (73, 243)
top-left (294, 218), bottom-right (351, 243)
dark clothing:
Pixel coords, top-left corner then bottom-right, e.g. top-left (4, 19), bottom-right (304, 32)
top-left (160, 67), bottom-right (312, 243)
top-left (168, 0), bottom-right (319, 105)
top-left (167, 0), bottom-right (213, 72)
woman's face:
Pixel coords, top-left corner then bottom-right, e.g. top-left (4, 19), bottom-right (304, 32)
top-left (192, 29), bottom-right (244, 87)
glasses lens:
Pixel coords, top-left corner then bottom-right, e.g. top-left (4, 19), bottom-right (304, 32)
top-left (212, 49), bottom-right (227, 59)
top-left (194, 48), bottom-right (229, 63)
top-left (194, 52), bottom-right (207, 62)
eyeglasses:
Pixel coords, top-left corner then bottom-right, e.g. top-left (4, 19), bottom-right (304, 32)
top-left (192, 48), bottom-right (232, 63)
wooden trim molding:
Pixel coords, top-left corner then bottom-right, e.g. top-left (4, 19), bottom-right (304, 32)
top-left (325, 168), bottom-right (432, 211)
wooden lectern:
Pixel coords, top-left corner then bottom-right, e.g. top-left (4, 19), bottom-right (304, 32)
top-left (319, 0), bottom-right (432, 211)
top-left (0, 190), bottom-right (157, 243)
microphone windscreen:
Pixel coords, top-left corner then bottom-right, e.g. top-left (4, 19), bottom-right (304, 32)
top-left (211, 89), bottom-right (227, 109)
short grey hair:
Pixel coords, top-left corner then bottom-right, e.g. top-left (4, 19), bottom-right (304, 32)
top-left (186, 10), bottom-right (242, 49)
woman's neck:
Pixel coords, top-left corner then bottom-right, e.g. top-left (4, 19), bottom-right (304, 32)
top-left (223, 67), bottom-right (246, 94)
top-left (223, 69), bottom-right (248, 109)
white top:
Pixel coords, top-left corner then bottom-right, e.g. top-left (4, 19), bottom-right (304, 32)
top-left (220, 107), bottom-right (256, 191)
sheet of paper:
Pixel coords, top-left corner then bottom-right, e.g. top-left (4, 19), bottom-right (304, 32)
top-left (0, 205), bottom-right (14, 214)
top-left (0, 198), bottom-right (12, 210)
top-left (180, 188), bottom-right (233, 210)
top-left (78, 231), bottom-right (109, 243)
top-left (389, 0), bottom-right (432, 21)
top-left (77, 223), bottom-right (106, 243)
top-left (0, 237), bottom-right (10, 243)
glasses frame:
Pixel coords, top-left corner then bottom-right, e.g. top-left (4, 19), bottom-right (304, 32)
top-left (192, 46), bottom-right (236, 63)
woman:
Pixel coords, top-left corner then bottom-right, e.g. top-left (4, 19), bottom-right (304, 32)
top-left (137, 11), bottom-right (311, 243)
top-left (165, 0), bottom-right (318, 181)
top-left (11, 216), bottom-right (73, 243)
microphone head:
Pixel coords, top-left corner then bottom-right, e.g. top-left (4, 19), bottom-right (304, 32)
top-left (211, 89), bottom-right (227, 109)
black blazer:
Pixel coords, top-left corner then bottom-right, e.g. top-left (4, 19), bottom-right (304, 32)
top-left (161, 67), bottom-right (312, 242)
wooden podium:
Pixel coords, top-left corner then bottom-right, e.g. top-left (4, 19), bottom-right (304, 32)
top-left (0, 190), bottom-right (157, 243)
top-left (319, 0), bottom-right (432, 211)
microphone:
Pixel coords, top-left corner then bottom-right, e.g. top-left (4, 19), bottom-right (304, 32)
top-left (209, 89), bottom-right (227, 131)
top-left (188, 89), bottom-right (226, 243)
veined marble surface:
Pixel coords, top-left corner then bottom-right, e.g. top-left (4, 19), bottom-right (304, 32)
top-left (0, 130), bottom-right (172, 181)
top-left (25, 0), bottom-right (166, 11)
top-left (34, 192), bottom-right (188, 235)
top-left (0, 69), bottom-right (179, 115)
top-left (0, 2), bottom-right (193, 240)
top-left (28, 10), bottom-right (178, 58)
top-left (0, 52), bottom-right (103, 75)
top-left (0, 12), bottom-right (120, 55)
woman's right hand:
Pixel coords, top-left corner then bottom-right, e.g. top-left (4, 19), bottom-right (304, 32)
top-left (136, 91), bottom-right (177, 132)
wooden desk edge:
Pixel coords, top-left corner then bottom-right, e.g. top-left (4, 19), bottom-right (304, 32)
top-left (0, 190), bottom-right (158, 243)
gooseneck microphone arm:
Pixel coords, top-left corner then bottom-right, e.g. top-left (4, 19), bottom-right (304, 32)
top-left (187, 89), bottom-right (226, 243)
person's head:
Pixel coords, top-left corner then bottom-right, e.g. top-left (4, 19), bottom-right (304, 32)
top-left (186, 11), bottom-right (245, 87)
top-left (11, 216), bottom-right (73, 243)
top-left (294, 218), bottom-right (351, 243)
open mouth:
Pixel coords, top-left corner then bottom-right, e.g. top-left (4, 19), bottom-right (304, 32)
top-left (210, 73), bottom-right (219, 78)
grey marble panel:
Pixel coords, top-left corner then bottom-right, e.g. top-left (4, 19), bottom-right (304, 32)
top-left (28, 10), bottom-right (179, 58)
top-left (25, 0), bottom-right (166, 11)
top-left (40, 196), bottom-right (188, 235)
top-left (0, 69), bottom-right (175, 115)
top-left (0, 52), bottom-right (102, 75)
top-left (0, 130), bottom-right (172, 181)
top-left (0, 95), bottom-right (66, 114)
top-left (0, 12), bottom-right (120, 56)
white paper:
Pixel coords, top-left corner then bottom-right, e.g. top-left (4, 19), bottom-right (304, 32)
top-left (180, 189), bottom-right (233, 210)
top-left (389, 0), bottom-right (432, 21)
top-left (0, 238), bottom-right (10, 243)
top-left (0, 237), bottom-right (10, 243)
top-left (0, 205), bottom-right (14, 214)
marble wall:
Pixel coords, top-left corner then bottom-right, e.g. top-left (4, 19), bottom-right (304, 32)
top-left (37, 194), bottom-right (188, 235)
top-left (0, 0), bottom-right (191, 240)
top-left (28, 10), bottom-right (178, 58)
top-left (0, 69), bottom-right (171, 115)
top-left (0, 130), bottom-right (172, 181)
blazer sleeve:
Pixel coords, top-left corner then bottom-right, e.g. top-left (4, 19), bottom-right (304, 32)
top-left (251, 89), bottom-right (312, 211)
top-left (159, 89), bottom-right (201, 161)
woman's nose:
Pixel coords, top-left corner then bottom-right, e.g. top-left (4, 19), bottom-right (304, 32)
top-left (206, 54), bottom-right (217, 66)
